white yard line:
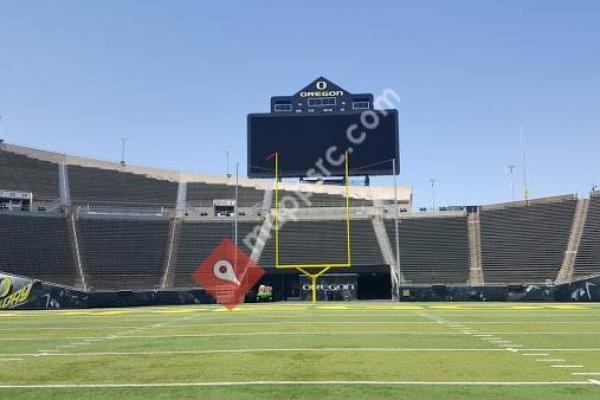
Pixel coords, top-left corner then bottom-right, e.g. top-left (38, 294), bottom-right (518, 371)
top-left (0, 348), bottom-right (516, 357)
top-left (0, 380), bottom-right (594, 389)
top-left (3, 347), bottom-right (600, 358)
top-left (572, 372), bottom-right (600, 375)
top-left (0, 331), bottom-right (593, 342)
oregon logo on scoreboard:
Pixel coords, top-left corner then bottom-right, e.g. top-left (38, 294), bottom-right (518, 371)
top-left (298, 79), bottom-right (344, 97)
top-left (269, 76), bottom-right (374, 113)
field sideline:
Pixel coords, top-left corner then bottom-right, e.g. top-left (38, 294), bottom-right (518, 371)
top-left (1, 302), bottom-right (600, 399)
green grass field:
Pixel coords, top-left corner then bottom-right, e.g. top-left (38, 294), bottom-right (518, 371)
top-left (1, 302), bottom-right (600, 399)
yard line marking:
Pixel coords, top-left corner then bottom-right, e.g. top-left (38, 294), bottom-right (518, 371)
top-left (0, 358), bottom-right (23, 361)
top-left (474, 334), bottom-right (494, 337)
top-left (572, 373), bottom-right (600, 375)
top-left (4, 348), bottom-right (600, 357)
top-left (0, 320), bottom-right (596, 326)
top-left (551, 365), bottom-right (584, 368)
top-left (0, 332), bottom-right (490, 341)
top-left (3, 348), bottom-right (516, 357)
top-left (0, 381), bottom-right (593, 389)
top-left (526, 349), bottom-right (600, 351)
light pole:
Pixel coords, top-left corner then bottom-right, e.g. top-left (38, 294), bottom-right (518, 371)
top-left (429, 178), bottom-right (436, 211)
top-left (234, 162), bottom-right (239, 268)
top-left (392, 158), bottom-right (401, 300)
top-left (520, 126), bottom-right (529, 201)
top-left (120, 138), bottom-right (126, 166)
top-left (507, 164), bottom-right (516, 202)
top-left (224, 151), bottom-right (231, 178)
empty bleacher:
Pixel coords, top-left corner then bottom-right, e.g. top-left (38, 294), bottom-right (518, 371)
top-left (479, 198), bottom-right (577, 284)
top-left (3, 142), bottom-right (597, 291)
top-left (276, 190), bottom-right (372, 207)
top-left (76, 217), bottom-right (170, 289)
top-left (0, 212), bottom-right (79, 286)
top-left (68, 165), bottom-right (178, 207)
top-left (260, 218), bottom-right (384, 267)
top-left (173, 220), bottom-right (258, 287)
top-left (384, 216), bottom-right (470, 284)
top-left (0, 148), bottom-right (59, 201)
top-left (186, 182), bottom-right (264, 207)
top-left (574, 193), bottom-right (600, 278)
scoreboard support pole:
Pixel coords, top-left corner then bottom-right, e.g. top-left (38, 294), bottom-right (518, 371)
top-left (274, 151), bottom-right (352, 304)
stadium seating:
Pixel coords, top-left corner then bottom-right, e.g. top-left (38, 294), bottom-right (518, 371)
top-left (2, 144), bottom-right (597, 291)
top-left (76, 217), bottom-right (170, 289)
top-left (186, 182), bottom-right (264, 207)
top-left (173, 220), bottom-right (259, 287)
top-left (384, 216), bottom-right (470, 284)
top-left (68, 165), bottom-right (178, 207)
top-left (0, 148), bottom-right (59, 201)
top-left (0, 212), bottom-right (79, 286)
top-left (276, 189), bottom-right (372, 207)
top-left (260, 219), bottom-right (384, 267)
top-left (479, 198), bottom-right (577, 284)
top-left (574, 193), bottom-right (600, 278)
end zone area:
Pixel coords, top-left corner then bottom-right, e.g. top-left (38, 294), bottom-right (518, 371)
top-left (1, 302), bottom-right (600, 399)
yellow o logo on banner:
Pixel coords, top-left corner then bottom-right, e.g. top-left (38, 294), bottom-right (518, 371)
top-left (0, 276), bottom-right (13, 298)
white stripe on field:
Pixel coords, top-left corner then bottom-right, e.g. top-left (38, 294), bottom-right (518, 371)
top-left (572, 373), bottom-right (600, 375)
top-left (0, 380), bottom-right (594, 389)
top-left (2, 348), bottom-right (600, 358)
top-left (4, 331), bottom-right (600, 342)
top-left (0, 348), bottom-right (513, 358)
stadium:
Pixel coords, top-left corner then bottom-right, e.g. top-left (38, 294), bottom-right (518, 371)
top-left (1, 76), bottom-right (600, 399)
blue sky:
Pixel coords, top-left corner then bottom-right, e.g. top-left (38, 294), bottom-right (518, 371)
top-left (1, 0), bottom-right (599, 208)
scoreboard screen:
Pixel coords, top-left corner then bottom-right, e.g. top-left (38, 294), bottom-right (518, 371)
top-left (247, 110), bottom-right (399, 178)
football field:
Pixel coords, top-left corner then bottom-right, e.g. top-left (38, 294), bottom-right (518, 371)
top-left (1, 302), bottom-right (600, 399)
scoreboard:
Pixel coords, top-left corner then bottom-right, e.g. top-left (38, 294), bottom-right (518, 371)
top-left (247, 77), bottom-right (399, 178)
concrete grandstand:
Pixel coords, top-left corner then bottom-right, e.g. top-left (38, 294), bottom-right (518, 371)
top-left (1, 142), bottom-right (599, 299)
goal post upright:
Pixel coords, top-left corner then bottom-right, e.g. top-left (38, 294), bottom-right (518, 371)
top-left (274, 151), bottom-right (352, 303)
